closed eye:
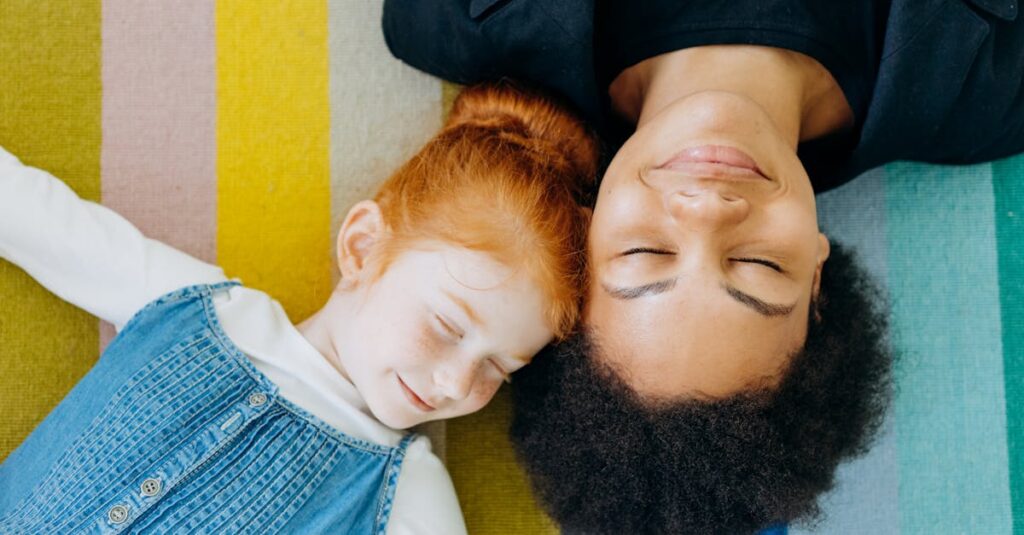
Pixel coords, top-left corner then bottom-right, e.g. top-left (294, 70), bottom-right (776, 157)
top-left (733, 257), bottom-right (783, 272)
top-left (434, 314), bottom-right (464, 340)
top-left (490, 359), bottom-right (512, 384)
top-left (622, 247), bottom-right (674, 256)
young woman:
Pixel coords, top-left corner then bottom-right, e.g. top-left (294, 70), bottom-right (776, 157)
top-left (381, 1), bottom-right (1022, 532)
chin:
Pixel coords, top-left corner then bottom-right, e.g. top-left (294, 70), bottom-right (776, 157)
top-left (372, 406), bottom-right (421, 430)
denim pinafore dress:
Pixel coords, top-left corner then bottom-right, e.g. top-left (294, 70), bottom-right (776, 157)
top-left (0, 282), bottom-right (413, 534)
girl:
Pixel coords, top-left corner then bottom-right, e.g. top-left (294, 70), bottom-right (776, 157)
top-left (0, 83), bottom-right (595, 534)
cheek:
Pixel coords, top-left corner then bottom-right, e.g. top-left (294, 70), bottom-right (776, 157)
top-left (590, 191), bottom-right (658, 264)
top-left (461, 380), bottom-right (502, 414)
top-left (763, 205), bottom-right (821, 267)
top-left (596, 181), bottom-right (651, 223)
top-left (379, 316), bottom-right (443, 371)
top-left (407, 323), bottom-right (446, 364)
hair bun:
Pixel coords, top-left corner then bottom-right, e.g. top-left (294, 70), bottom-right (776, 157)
top-left (446, 81), bottom-right (599, 188)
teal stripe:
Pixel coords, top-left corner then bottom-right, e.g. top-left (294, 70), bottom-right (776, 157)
top-left (886, 161), bottom-right (1012, 533)
top-left (791, 167), bottom-right (900, 534)
top-left (992, 154), bottom-right (1024, 535)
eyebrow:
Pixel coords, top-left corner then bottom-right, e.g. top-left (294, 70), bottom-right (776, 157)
top-left (442, 289), bottom-right (485, 327)
top-left (601, 279), bottom-right (796, 317)
top-left (722, 284), bottom-right (796, 317)
top-left (602, 278), bottom-right (678, 299)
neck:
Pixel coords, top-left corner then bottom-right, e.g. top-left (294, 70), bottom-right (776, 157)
top-left (296, 289), bottom-right (352, 381)
top-left (609, 45), bottom-right (852, 147)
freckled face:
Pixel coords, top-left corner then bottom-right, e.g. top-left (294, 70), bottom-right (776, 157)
top-left (334, 245), bottom-right (553, 429)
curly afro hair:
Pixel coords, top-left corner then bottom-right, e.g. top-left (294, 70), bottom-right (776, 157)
top-left (509, 242), bottom-right (893, 535)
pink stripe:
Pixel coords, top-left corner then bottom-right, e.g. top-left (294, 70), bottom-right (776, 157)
top-left (100, 0), bottom-right (217, 346)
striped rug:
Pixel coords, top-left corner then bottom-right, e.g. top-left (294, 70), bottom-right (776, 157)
top-left (0, 2), bottom-right (1020, 534)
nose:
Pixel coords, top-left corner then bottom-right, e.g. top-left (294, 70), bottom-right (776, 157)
top-left (434, 359), bottom-right (478, 402)
top-left (666, 187), bottom-right (750, 229)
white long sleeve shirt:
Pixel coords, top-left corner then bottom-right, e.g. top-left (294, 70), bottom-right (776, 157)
top-left (0, 146), bottom-right (466, 535)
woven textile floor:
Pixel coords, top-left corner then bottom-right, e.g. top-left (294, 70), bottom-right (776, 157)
top-left (1, 2), bottom-right (1021, 533)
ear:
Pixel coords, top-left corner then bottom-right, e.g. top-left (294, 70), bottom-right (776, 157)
top-left (336, 200), bottom-right (385, 284)
top-left (810, 233), bottom-right (831, 319)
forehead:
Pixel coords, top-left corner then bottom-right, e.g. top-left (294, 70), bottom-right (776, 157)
top-left (584, 279), bottom-right (810, 398)
top-left (390, 246), bottom-right (534, 298)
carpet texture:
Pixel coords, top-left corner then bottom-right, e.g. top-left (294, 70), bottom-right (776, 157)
top-left (0, 2), bottom-right (1021, 534)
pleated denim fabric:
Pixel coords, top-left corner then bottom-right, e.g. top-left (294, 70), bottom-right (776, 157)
top-left (0, 282), bottom-right (412, 534)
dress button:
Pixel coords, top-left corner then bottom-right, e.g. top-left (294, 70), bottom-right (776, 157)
top-left (140, 477), bottom-right (162, 497)
top-left (108, 504), bottom-right (129, 524)
top-left (248, 392), bottom-right (268, 407)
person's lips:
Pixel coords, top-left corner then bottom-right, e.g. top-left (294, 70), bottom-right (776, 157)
top-left (657, 145), bottom-right (769, 180)
top-left (397, 375), bottom-right (436, 412)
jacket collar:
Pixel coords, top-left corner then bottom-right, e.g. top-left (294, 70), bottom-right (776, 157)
top-left (469, 0), bottom-right (506, 19)
top-left (965, 0), bottom-right (1018, 20)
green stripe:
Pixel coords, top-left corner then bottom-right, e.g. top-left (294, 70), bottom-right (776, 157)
top-left (885, 161), bottom-right (1013, 533)
top-left (992, 154), bottom-right (1024, 535)
top-left (0, 0), bottom-right (102, 461)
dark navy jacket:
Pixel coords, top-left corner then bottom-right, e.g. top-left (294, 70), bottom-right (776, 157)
top-left (383, 0), bottom-right (1024, 192)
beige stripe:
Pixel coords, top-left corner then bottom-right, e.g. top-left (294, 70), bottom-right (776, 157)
top-left (326, 0), bottom-right (443, 242)
top-left (101, 0), bottom-right (217, 262)
top-left (99, 0), bottom-right (217, 348)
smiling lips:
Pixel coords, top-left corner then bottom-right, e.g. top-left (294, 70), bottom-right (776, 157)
top-left (398, 375), bottom-right (436, 412)
top-left (657, 145), bottom-right (768, 180)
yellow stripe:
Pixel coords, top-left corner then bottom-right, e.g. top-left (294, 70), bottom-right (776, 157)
top-left (448, 390), bottom-right (559, 534)
top-left (215, 0), bottom-right (333, 321)
top-left (442, 81), bottom-right (462, 120)
top-left (0, 0), bottom-right (102, 460)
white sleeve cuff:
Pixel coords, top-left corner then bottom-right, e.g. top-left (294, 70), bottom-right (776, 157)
top-left (387, 436), bottom-right (467, 535)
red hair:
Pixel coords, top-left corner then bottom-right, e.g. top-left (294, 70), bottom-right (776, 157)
top-left (371, 82), bottom-right (597, 338)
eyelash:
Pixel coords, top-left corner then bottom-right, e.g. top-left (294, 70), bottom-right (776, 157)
top-left (435, 315), bottom-right (511, 383)
top-left (622, 249), bottom-right (782, 272)
top-left (733, 257), bottom-right (783, 272)
top-left (435, 314), bottom-right (464, 340)
top-left (622, 247), bottom-right (673, 256)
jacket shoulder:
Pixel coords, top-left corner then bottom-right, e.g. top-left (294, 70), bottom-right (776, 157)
top-left (382, 0), bottom-right (501, 83)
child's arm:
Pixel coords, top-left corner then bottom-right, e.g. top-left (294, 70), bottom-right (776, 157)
top-left (0, 146), bottom-right (227, 330)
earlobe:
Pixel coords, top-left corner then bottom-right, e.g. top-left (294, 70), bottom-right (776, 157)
top-left (337, 200), bottom-right (385, 284)
top-left (811, 233), bottom-right (831, 316)
top-left (815, 232), bottom-right (831, 268)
